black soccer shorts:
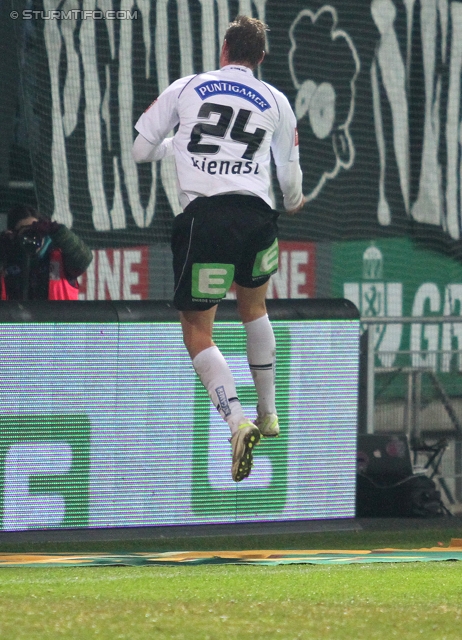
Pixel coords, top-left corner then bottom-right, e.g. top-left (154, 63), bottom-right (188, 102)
top-left (171, 194), bottom-right (279, 311)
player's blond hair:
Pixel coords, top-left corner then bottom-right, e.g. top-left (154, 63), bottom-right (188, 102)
top-left (224, 15), bottom-right (268, 69)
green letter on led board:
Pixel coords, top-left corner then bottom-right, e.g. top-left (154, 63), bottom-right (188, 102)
top-left (0, 415), bottom-right (91, 529)
top-left (192, 324), bottom-right (290, 516)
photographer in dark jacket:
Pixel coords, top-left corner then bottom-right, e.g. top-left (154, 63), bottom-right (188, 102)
top-left (0, 205), bottom-right (93, 300)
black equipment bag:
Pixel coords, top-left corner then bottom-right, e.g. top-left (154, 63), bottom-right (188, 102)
top-left (356, 473), bottom-right (447, 518)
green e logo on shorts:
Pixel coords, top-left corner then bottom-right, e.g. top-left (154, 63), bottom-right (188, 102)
top-left (192, 263), bottom-right (235, 299)
top-left (252, 239), bottom-right (279, 278)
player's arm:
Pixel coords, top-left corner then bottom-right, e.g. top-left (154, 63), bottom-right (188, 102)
top-left (132, 134), bottom-right (174, 162)
top-left (270, 92), bottom-right (305, 215)
top-left (132, 76), bottom-right (192, 164)
top-left (276, 162), bottom-right (305, 215)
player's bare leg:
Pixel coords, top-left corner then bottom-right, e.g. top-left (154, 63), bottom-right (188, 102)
top-left (236, 282), bottom-right (280, 437)
top-left (180, 306), bottom-right (260, 481)
top-left (180, 306), bottom-right (217, 360)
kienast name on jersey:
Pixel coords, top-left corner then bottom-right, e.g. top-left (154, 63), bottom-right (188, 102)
top-left (194, 81), bottom-right (271, 112)
top-left (190, 157), bottom-right (260, 175)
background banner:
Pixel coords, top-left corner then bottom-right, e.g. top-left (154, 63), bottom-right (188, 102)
top-left (12, 0), bottom-right (462, 260)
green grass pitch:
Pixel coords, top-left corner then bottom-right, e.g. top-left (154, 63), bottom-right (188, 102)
top-left (0, 525), bottom-right (462, 639)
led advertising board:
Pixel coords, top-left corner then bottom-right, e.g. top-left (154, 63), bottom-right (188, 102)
top-left (0, 300), bottom-right (359, 531)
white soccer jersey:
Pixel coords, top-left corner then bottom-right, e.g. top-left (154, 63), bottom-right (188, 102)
top-left (135, 65), bottom-right (302, 210)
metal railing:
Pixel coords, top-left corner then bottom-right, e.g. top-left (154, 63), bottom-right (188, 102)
top-left (360, 316), bottom-right (462, 507)
top-left (360, 316), bottom-right (462, 434)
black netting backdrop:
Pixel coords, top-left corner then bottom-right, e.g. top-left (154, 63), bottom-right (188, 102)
top-left (10, 0), bottom-right (462, 258)
top-left (0, 0), bottom-right (35, 215)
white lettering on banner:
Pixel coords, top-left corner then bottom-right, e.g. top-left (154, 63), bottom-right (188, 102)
top-left (370, 0), bottom-right (409, 220)
top-left (267, 248), bottom-right (313, 299)
top-left (441, 284), bottom-right (462, 372)
top-left (3, 442), bottom-right (72, 531)
top-left (98, 250), bottom-right (121, 300)
top-left (123, 251), bottom-right (141, 299)
top-left (290, 251), bottom-right (308, 298)
top-left (344, 244), bottom-right (404, 367)
top-left (411, 280), bottom-right (462, 372)
top-left (79, 247), bottom-right (148, 300)
top-left (80, 0), bottom-right (112, 230)
top-left (119, 0), bottom-right (157, 228)
top-left (370, 0), bottom-right (462, 240)
top-left (446, 3), bottom-right (462, 238)
top-left (411, 283), bottom-right (441, 368)
top-left (43, 0), bottom-right (73, 226)
top-left (44, 0), bottom-right (155, 229)
top-left (344, 277), bottom-right (462, 372)
top-left (157, 0), bottom-right (186, 217)
top-left (412, 0), bottom-right (440, 226)
top-left (198, 0), bottom-right (217, 74)
top-left (344, 281), bottom-right (403, 367)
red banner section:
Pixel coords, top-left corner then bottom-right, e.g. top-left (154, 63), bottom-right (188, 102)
top-left (267, 241), bottom-right (316, 299)
top-left (78, 241), bottom-right (315, 301)
top-left (78, 246), bottom-right (149, 300)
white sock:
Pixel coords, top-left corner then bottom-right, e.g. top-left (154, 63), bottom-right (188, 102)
top-left (192, 346), bottom-right (247, 435)
top-left (244, 314), bottom-right (276, 417)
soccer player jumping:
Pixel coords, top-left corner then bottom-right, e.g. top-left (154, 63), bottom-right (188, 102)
top-left (132, 15), bottom-right (305, 482)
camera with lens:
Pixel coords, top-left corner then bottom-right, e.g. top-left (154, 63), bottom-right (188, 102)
top-left (17, 228), bottom-right (43, 255)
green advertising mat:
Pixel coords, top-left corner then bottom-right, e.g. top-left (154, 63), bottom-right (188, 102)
top-left (1, 542), bottom-right (462, 567)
